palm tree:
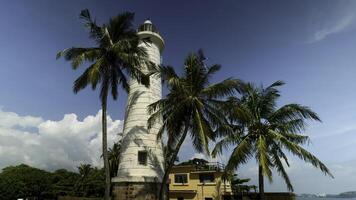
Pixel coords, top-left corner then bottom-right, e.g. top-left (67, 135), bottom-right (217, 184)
top-left (212, 81), bottom-right (333, 200)
top-left (57, 9), bottom-right (152, 200)
top-left (78, 164), bottom-right (92, 178)
top-left (108, 141), bottom-right (122, 178)
top-left (148, 50), bottom-right (242, 200)
top-left (221, 172), bottom-right (252, 197)
top-left (77, 164), bottom-right (93, 196)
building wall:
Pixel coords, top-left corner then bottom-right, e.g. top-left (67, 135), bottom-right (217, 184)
top-left (114, 30), bottom-right (165, 183)
top-left (169, 166), bottom-right (232, 200)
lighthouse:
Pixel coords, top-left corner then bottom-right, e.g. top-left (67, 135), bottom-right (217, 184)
top-left (112, 19), bottom-right (165, 200)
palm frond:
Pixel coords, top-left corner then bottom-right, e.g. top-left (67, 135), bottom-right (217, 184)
top-left (275, 119), bottom-right (306, 134)
top-left (271, 130), bottom-right (333, 178)
top-left (271, 150), bottom-right (293, 191)
top-left (56, 47), bottom-right (101, 69)
top-left (202, 78), bottom-right (242, 98)
top-left (110, 68), bottom-right (119, 100)
top-left (191, 109), bottom-right (212, 154)
top-left (116, 66), bottom-right (129, 93)
top-left (206, 64), bottom-right (221, 76)
top-left (256, 135), bottom-right (273, 181)
top-left (73, 59), bottom-right (102, 93)
top-left (79, 9), bottom-right (104, 44)
top-left (161, 65), bottom-right (181, 88)
top-left (266, 80), bottom-right (285, 89)
top-left (212, 135), bottom-right (238, 157)
top-left (107, 12), bottom-right (136, 43)
top-left (225, 136), bottom-right (253, 171)
top-left (270, 104), bottom-right (321, 123)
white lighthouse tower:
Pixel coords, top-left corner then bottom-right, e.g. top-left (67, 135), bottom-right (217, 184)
top-left (112, 19), bottom-right (165, 200)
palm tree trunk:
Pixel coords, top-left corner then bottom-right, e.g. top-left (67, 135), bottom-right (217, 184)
top-left (259, 165), bottom-right (265, 200)
top-left (102, 101), bottom-right (111, 200)
top-left (159, 123), bottom-right (189, 200)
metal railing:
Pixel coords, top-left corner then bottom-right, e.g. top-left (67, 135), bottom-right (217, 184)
top-left (138, 23), bottom-right (160, 34)
top-left (193, 162), bottom-right (225, 172)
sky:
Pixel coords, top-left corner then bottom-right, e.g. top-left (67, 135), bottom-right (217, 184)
top-left (0, 0), bottom-right (356, 195)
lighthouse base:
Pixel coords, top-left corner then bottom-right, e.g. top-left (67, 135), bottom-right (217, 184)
top-left (112, 182), bottom-right (161, 200)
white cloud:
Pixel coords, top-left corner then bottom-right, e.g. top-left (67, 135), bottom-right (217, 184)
top-left (0, 109), bottom-right (123, 171)
top-left (190, 152), bottom-right (227, 164)
top-left (309, 14), bottom-right (354, 43)
top-left (0, 108), bottom-right (43, 128)
top-left (191, 153), bottom-right (214, 162)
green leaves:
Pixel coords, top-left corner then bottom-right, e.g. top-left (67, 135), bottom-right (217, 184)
top-left (192, 108), bottom-right (212, 153)
top-left (79, 9), bottom-right (91, 21)
top-left (202, 78), bottom-right (243, 99)
top-left (57, 9), bottom-right (152, 103)
top-left (149, 50), bottom-right (239, 156)
top-left (56, 47), bottom-right (101, 69)
top-left (272, 130), bottom-right (333, 178)
top-left (270, 104), bottom-right (321, 124)
top-left (271, 150), bottom-right (293, 191)
top-left (149, 51), bottom-right (241, 199)
top-left (257, 135), bottom-right (273, 182)
top-left (225, 136), bottom-right (253, 171)
top-left (213, 80), bottom-right (332, 192)
top-left (0, 164), bottom-right (53, 200)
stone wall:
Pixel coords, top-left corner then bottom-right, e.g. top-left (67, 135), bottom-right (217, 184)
top-left (112, 182), bottom-right (161, 200)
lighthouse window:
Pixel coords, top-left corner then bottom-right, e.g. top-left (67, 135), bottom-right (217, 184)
top-left (138, 151), bottom-right (148, 165)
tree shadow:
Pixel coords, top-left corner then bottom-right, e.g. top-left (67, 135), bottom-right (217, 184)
top-left (112, 88), bottom-right (164, 199)
top-left (124, 90), bottom-right (144, 121)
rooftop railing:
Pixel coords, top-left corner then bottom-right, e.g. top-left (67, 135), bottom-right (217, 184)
top-left (192, 162), bottom-right (225, 172)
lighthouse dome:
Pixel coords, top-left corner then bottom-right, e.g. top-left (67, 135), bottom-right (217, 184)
top-left (138, 19), bottom-right (159, 34)
top-left (144, 19), bottom-right (152, 24)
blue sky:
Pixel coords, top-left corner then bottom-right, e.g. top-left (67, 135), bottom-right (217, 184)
top-left (0, 0), bottom-right (356, 194)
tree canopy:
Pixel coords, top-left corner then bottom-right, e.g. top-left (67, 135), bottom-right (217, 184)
top-left (0, 164), bottom-right (104, 200)
top-left (212, 81), bottom-right (332, 199)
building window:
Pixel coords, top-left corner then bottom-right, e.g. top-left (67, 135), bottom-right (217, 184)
top-left (174, 174), bottom-right (188, 184)
top-left (138, 151), bottom-right (147, 165)
top-left (199, 173), bottom-right (215, 183)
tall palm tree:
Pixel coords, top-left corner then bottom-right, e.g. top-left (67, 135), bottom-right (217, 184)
top-left (212, 81), bottom-right (333, 200)
top-left (148, 50), bottom-right (242, 200)
top-left (57, 9), bottom-right (152, 200)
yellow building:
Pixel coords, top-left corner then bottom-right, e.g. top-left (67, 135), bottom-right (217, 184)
top-left (168, 159), bottom-right (232, 200)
